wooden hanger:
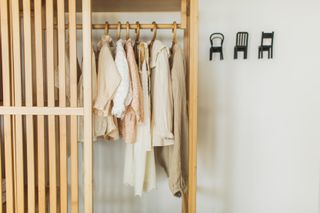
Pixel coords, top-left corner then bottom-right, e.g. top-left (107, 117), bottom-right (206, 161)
top-left (104, 21), bottom-right (109, 35)
top-left (135, 21), bottom-right (141, 43)
top-left (116, 21), bottom-right (121, 40)
top-left (125, 21), bottom-right (130, 40)
top-left (171, 21), bottom-right (177, 49)
top-left (150, 21), bottom-right (157, 47)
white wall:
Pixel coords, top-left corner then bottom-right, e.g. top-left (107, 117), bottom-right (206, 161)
top-left (198, 0), bottom-right (320, 213)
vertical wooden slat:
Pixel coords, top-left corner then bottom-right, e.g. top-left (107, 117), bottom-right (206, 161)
top-left (22, 0), bottom-right (36, 212)
top-left (181, 0), bottom-right (187, 29)
top-left (69, 0), bottom-right (79, 211)
top-left (11, 0), bottom-right (25, 212)
top-left (46, 0), bottom-right (57, 212)
top-left (0, 0), bottom-right (14, 212)
top-left (0, 129), bottom-right (2, 213)
top-left (82, 0), bottom-right (93, 212)
top-left (34, 0), bottom-right (46, 211)
top-left (188, 0), bottom-right (198, 212)
top-left (57, 0), bottom-right (68, 212)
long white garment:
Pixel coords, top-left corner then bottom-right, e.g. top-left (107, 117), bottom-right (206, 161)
top-left (150, 40), bottom-right (174, 146)
top-left (124, 42), bottom-right (156, 196)
top-left (78, 49), bottom-right (98, 142)
top-left (112, 39), bottom-right (130, 118)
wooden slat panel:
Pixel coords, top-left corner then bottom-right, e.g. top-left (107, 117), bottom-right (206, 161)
top-left (0, 107), bottom-right (83, 115)
top-left (0, 0), bottom-right (14, 212)
top-left (57, 0), bottom-right (68, 212)
top-left (187, 0), bottom-right (198, 212)
top-left (69, 0), bottom-right (79, 211)
top-left (11, 0), bottom-right (25, 212)
top-left (0, 127), bottom-right (2, 213)
top-left (34, 0), bottom-right (46, 211)
top-left (46, 0), bottom-right (57, 212)
top-left (22, 0), bottom-right (36, 212)
top-left (82, 0), bottom-right (93, 212)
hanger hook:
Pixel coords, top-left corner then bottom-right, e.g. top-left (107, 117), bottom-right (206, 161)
top-left (116, 21), bottom-right (121, 40)
top-left (172, 21), bottom-right (177, 44)
top-left (135, 21), bottom-right (141, 42)
top-left (151, 21), bottom-right (157, 43)
top-left (126, 21), bottom-right (130, 40)
top-left (104, 21), bottom-right (109, 35)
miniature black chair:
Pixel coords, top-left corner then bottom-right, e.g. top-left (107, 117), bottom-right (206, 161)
top-left (258, 31), bottom-right (274, 59)
top-left (209, 33), bottom-right (224, 60)
top-left (234, 32), bottom-right (249, 59)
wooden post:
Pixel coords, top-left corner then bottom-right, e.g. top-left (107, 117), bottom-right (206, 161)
top-left (82, 0), bottom-right (93, 212)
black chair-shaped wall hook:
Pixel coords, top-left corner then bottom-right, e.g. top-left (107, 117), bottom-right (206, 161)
top-left (234, 32), bottom-right (249, 59)
top-left (258, 31), bottom-right (274, 59)
top-left (209, 33), bottom-right (224, 60)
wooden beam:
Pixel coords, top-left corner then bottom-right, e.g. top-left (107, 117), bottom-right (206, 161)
top-left (0, 0), bottom-right (14, 211)
top-left (82, 0), bottom-right (93, 212)
top-left (187, 0), bottom-right (198, 212)
top-left (69, 0), bottom-right (79, 211)
top-left (34, 0), bottom-right (46, 211)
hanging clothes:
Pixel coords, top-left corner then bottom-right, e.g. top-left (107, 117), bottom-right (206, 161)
top-left (120, 39), bottom-right (144, 144)
top-left (78, 49), bottom-right (98, 142)
top-left (112, 39), bottom-right (131, 119)
top-left (123, 42), bottom-right (156, 196)
top-left (155, 44), bottom-right (188, 197)
top-left (94, 35), bottom-right (121, 140)
top-left (150, 40), bottom-right (174, 146)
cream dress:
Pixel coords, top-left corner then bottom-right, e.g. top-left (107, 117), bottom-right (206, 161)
top-left (123, 42), bottom-right (156, 196)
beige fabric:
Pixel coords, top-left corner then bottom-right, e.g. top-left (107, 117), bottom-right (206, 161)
top-left (94, 35), bottom-right (121, 140)
top-left (123, 42), bottom-right (156, 196)
top-left (156, 44), bottom-right (188, 197)
top-left (121, 39), bottom-right (144, 144)
top-left (150, 40), bottom-right (174, 146)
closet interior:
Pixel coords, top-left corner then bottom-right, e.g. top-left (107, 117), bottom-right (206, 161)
top-left (0, 0), bottom-right (198, 212)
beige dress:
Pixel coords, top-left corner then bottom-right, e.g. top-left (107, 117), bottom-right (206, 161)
top-left (124, 42), bottom-right (156, 196)
top-left (150, 40), bottom-right (174, 146)
top-left (155, 44), bottom-right (188, 197)
top-left (121, 39), bottom-right (144, 144)
top-left (94, 35), bottom-right (121, 140)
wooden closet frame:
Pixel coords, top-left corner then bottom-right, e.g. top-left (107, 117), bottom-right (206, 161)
top-left (0, 0), bottom-right (198, 212)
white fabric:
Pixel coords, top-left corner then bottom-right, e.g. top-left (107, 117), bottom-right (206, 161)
top-left (94, 35), bottom-right (121, 139)
top-left (124, 42), bottom-right (156, 196)
top-left (150, 40), bottom-right (174, 146)
top-left (112, 39), bottom-right (130, 118)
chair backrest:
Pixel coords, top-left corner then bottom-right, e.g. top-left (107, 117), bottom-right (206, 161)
top-left (261, 31), bottom-right (274, 46)
top-left (210, 33), bottom-right (224, 47)
top-left (235, 32), bottom-right (249, 47)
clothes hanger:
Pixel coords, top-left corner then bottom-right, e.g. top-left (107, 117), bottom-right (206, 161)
top-left (116, 21), bottom-right (121, 41)
top-left (104, 21), bottom-right (109, 35)
top-left (135, 21), bottom-right (141, 43)
top-left (171, 21), bottom-right (177, 50)
top-left (126, 21), bottom-right (130, 40)
top-left (150, 21), bottom-right (157, 47)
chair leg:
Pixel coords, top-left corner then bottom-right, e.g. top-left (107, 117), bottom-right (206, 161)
top-left (244, 49), bottom-right (247, 59)
top-left (210, 49), bottom-right (213, 61)
top-left (220, 51), bottom-right (224, 60)
top-left (271, 48), bottom-right (273, 59)
top-left (234, 48), bottom-right (237, 59)
top-left (258, 49), bottom-right (261, 59)
top-left (268, 49), bottom-right (271, 59)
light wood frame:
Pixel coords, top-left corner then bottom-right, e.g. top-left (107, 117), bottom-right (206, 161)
top-left (0, 0), bottom-right (198, 212)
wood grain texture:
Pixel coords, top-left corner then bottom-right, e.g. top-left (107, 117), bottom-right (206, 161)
top-left (11, 0), bottom-right (25, 212)
top-left (0, 107), bottom-right (83, 115)
top-left (22, 0), bottom-right (36, 211)
top-left (46, 0), bottom-right (57, 211)
top-left (69, 0), bottom-right (79, 212)
top-left (187, 0), bottom-right (198, 212)
top-left (0, 0), bottom-right (14, 211)
top-left (82, 0), bottom-right (93, 212)
top-left (57, 0), bottom-right (68, 212)
top-left (34, 0), bottom-right (46, 211)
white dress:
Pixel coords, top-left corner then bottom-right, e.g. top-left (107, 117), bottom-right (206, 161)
top-left (123, 42), bottom-right (156, 196)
